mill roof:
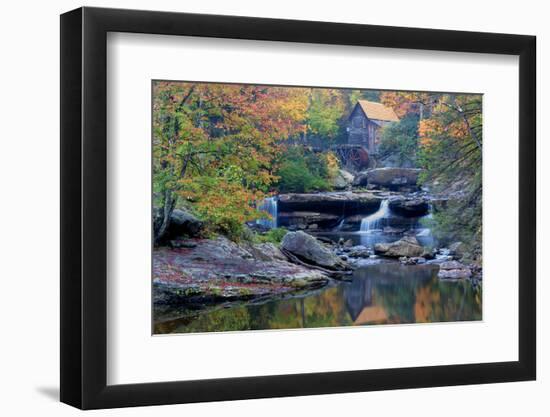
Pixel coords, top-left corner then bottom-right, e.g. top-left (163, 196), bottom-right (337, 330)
top-left (355, 100), bottom-right (399, 122)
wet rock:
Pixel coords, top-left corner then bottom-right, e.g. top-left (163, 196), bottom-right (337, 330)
top-left (388, 197), bottom-right (430, 217)
top-left (348, 245), bottom-right (370, 258)
top-left (399, 256), bottom-right (427, 265)
top-left (427, 256), bottom-right (453, 264)
top-left (421, 248), bottom-right (436, 260)
top-left (426, 253), bottom-right (453, 265)
top-left (374, 235), bottom-right (424, 258)
top-left (278, 192), bottom-right (380, 215)
top-left (281, 231), bottom-right (350, 271)
top-left (353, 167), bottom-right (422, 190)
top-left (337, 238), bottom-right (354, 248)
top-left (437, 261), bottom-right (472, 279)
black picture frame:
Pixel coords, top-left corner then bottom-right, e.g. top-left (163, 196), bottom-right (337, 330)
top-left (60, 6), bottom-right (536, 410)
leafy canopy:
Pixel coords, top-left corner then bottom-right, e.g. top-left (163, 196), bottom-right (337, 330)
top-left (153, 82), bottom-right (308, 238)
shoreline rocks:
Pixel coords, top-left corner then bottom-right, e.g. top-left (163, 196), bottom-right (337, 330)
top-left (437, 260), bottom-right (472, 279)
top-left (153, 236), bottom-right (330, 306)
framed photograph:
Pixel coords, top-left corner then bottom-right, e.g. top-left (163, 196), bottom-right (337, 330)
top-left (60, 6), bottom-right (536, 409)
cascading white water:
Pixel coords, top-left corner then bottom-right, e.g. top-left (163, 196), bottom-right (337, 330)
top-left (256, 196), bottom-right (278, 228)
top-left (425, 203), bottom-right (434, 219)
top-left (360, 200), bottom-right (390, 232)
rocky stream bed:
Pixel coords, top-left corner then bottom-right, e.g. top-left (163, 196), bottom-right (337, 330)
top-left (153, 167), bottom-right (482, 331)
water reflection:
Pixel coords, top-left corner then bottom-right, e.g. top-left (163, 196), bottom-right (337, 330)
top-left (154, 263), bottom-right (482, 334)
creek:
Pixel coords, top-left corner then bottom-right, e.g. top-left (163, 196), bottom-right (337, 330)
top-left (154, 193), bottom-right (482, 334)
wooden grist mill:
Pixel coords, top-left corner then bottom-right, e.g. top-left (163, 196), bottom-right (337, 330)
top-left (333, 100), bottom-right (399, 170)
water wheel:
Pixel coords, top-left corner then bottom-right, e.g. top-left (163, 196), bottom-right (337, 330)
top-left (332, 145), bottom-right (369, 169)
top-left (347, 147), bottom-right (369, 168)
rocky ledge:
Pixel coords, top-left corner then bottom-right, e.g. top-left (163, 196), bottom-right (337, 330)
top-left (153, 236), bottom-right (332, 306)
top-left (277, 211), bottom-right (341, 231)
top-left (388, 196), bottom-right (430, 217)
top-left (278, 192), bottom-right (380, 215)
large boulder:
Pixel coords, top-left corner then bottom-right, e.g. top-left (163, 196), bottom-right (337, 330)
top-left (374, 236), bottom-right (424, 258)
top-left (353, 168), bottom-right (422, 190)
top-left (388, 197), bottom-right (430, 217)
top-left (281, 231), bottom-right (349, 271)
top-left (332, 169), bottom-right (355, 190)
top-left (352, 171), bottom-right (369, 187)
top-left (154, 207), bottom-right (204, 240)
top-left (169, 208), bottom-right (204, 237)
top-left (278, 192), bottom-right (380, 215)
top-left (437, 260), bottom-right (472, 279)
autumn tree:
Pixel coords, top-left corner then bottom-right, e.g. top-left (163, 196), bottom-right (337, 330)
top-left (419, 94), bottom-right (482, 253)
top-left (382, 91), bottom-right (483, 253)
top-left (152, 81), bottom-right (307, 242)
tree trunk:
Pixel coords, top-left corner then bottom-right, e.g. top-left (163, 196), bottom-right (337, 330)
top-left (154, 189), bottom-right (176, 245)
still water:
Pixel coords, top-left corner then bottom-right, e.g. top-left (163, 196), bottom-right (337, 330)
top-left (154, 262), bottom-right (482, 334)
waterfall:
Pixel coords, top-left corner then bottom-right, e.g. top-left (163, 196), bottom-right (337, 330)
top-left (360, 200), bottom-right (389, 232)
top-left (424, 203), bottom-right (434, 219)
top-left (256, 196), bottom-right (278, 229)
top-left (335, 217), bottom-right (346, 231)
